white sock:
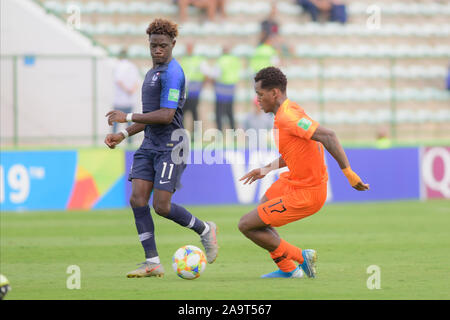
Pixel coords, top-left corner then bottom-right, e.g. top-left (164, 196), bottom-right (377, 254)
top-left (200, 222), bottom-right (210, 237)
top-left (146, 256), bottom-right (160, 264)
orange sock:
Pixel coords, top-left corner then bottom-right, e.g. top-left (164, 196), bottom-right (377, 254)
top-left (270, 251), bottom-right (297, 272)
top-left (270, 239), bottom-right (304, 269)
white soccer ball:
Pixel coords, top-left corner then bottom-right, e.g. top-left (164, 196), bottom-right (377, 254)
top-left (172, 245), bottom-right (207, 280)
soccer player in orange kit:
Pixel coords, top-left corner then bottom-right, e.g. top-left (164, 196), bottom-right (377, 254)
top-left (238, 67), bottom-right (369, 278)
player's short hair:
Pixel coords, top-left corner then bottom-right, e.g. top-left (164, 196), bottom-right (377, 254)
top-left (146, 18), bottom-right (178, 39)
top-left (254, 66), bottom-right (287, 93)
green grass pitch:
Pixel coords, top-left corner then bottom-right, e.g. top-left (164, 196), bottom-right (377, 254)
top-left (1, 200), bottom-right (449, 300)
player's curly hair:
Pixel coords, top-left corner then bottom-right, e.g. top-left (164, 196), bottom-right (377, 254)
top-left (254, 66), bottom-right (287, 93)
top-left (146, 18), bottom-right (178, 39)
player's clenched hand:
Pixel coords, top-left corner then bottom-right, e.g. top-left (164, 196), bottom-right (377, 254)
top-left (106, 110), bottom-right (127, 126)
top-left (342, 167), bottom-right (370, 191)
top-left (240, 168), bottom-right (268, 185)
top-left (352, 180), bottom-right (370, 191)
top-left (104, 133), bottom-right (124, 149)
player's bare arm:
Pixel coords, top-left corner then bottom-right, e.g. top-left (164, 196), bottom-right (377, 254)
top-left (106, 108), bottom-right (176, 126)
top-left (240, 156), bottom-right (287, 185)
top-left (311, 125), bottom-right (369, 191)
top-left (104, 123), bottom-right (146, 149)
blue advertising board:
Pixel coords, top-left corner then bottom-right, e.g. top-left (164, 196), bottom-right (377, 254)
top-left (0, 147), bottom-right (425, 211)
top-left (0, 151), bottom-right (77, 210)
top-left (125, 148), bottom-right (421, 206)
top-left (325, 148), bottom-right (421, 202)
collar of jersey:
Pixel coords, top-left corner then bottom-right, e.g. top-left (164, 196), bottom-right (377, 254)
top-left (152, 58), bottom-right (173, 71)
top-left (275, 98), bottom-right (290, 118)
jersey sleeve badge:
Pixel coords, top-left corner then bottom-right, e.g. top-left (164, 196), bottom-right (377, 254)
top-left (297, 118), bottom-right (312, 131)
top-left (168, 88), bottom-right (180, 102)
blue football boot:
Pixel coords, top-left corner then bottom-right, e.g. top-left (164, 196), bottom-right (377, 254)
top-left (261, 266), bottom-right (304, 278)
top-left (300, 249), bottom-right (317, 278)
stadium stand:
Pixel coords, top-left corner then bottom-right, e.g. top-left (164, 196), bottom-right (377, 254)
top-left (35, 0), bottom-right (450, 143)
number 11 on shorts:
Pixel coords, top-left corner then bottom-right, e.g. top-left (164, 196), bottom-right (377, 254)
top-left (161, 162), bottom-right (174, 180)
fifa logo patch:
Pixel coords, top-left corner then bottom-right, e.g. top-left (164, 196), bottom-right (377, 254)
top-left (297, 118), bottom-right (312, 130)
top-left (168, 88), bottom-right (180, 102)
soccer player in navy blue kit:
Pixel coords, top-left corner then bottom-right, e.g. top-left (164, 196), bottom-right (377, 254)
top-left (105, 19), bottom-right (218, 278)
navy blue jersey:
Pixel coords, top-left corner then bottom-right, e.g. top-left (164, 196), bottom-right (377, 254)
top-left (140, 59), bottom-right (186, 151)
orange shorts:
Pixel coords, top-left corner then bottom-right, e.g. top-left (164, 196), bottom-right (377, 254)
top-left (257, 179), bottom-right (327, 227)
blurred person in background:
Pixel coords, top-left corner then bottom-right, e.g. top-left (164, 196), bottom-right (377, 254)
top-left (296, 0), bottom-right (347, 24)
top-left (177, 0), bottom-right (227, 22)
top-left (242, 97), bottom-right (274, 147)
top-left (180, 42), bottom-right (210, 134)
top-left (375, 127), bottom-right (392, 149)
top-left (329, 0), bottom-right (347, 23)
top-left (259, 1), bottom-right (290, 56)
top-left (260, 1), bottom-right (279, 45)
top-left (211, 45), bottom-right (242, 131)
top-left (243, 97), bottom-right (274, 132)
top-left (216, 0), bottom-right (227, 21)
top-left (112, 49), bottom-right (140, 145)
top-left (250, 35), bottom-right (280, 76)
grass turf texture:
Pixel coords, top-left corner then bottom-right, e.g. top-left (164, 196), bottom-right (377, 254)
top-left (1, 200), bottom-right (449, 300)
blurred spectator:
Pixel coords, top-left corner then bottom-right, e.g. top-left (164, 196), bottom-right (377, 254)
top-left (180, 42), bottom-right (210, 133)
top-left (211, 46), bottom-right (242, 131)
top-left (250, 36), bottom-right (280, 75)
top-left (260, 1), bottom-right (279, 45)
top-left (112, 49), bottom-right (140, 144)
top-left (259, 1), bottom-right (290, 56)
top-left (375, 128), bottom-right (392, 149)
top-left (177, 0), bottom-right (226, 22)
top-left (297, 0), bottom-right (329, 22)
top-left (330, 0), bottom-right (347, 23)
top-left (243, 97), bottom-right (274, 146)
top-left (216, 0), bottom-right (227, 20)
top-left (297, 0), bottom-right (347, 24)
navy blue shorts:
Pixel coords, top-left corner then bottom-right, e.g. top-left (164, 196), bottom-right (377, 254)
top-left (128, 148), bottom-right (187, 193)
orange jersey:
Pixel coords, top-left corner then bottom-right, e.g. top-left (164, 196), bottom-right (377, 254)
top-left (273, 99), bottom-right (328, 188)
